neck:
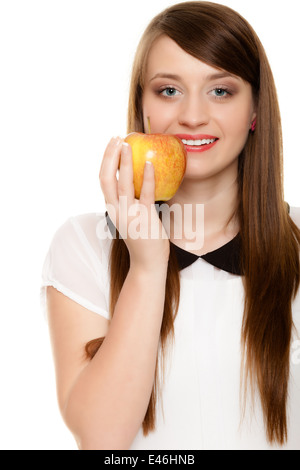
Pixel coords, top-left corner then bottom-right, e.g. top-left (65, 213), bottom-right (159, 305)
top-left (165, 166), bottom-right (239, 254)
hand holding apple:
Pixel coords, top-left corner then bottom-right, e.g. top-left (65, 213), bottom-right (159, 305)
top-left (123, 132), bottom-right (186, 201)
top-left (100, 137), bottom-right (171, 269)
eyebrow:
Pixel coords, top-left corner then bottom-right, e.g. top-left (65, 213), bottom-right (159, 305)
top-left (149, 72), bottom-right (240, 82)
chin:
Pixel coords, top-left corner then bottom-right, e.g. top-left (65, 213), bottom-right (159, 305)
top-left (185, 153), bottom-right (239, 179)
top-left (184, 160), bottom-right (215, 178)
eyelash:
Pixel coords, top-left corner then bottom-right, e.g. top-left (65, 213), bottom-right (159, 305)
top-left (211, 87), bottom-right (232, 100)
top-left (157, 86), bottom-right (232, 100)
top-left (158, 86), bottom-right (181, 98)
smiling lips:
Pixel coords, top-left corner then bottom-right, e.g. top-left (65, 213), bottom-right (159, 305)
top-left (175, 134), bottom-right (219, 153)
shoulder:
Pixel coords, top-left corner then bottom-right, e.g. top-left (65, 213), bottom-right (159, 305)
top-left (48, 211), bottom-right (114, 281)
top-left (52, 212), bottom-right (108, 241)
top-left (290, 207), bottom-right (300, 230)
top-left (41, 212), bottom-right (113, 318)
top-left (51, 212), bottom-right (112, 260)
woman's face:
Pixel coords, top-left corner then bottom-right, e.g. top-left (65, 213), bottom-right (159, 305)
top-left (142, 35), bottom-right (256, 182)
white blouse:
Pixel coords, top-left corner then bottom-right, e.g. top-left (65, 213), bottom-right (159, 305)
top-left (41, 207), bottom-right (300, 450)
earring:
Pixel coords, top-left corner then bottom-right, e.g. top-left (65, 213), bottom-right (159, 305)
top-left (251, 118), bottom-right (257, 132)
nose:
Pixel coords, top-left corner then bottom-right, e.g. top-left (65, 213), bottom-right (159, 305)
top-left (178, 94), bottom-right (209, 129)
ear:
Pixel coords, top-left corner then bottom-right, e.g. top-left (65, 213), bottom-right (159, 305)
top-left (249, 112), bottom-right (257, 131)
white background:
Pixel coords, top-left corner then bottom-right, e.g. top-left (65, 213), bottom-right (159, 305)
top-left (0, 0), bottom-right (299, 450)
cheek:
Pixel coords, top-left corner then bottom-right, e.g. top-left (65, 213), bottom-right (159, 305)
top-left (219, 103), bottom-right (252, 144)
top-left (142, 94), bottom-right (175, 133)
top-left (214, 103), bottom-right (252, 162)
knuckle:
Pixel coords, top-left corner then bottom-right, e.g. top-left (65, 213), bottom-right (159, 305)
top-left (99, 174), bottom-right (110, 187)
top-left (141, 181), bottom-right (154, 198)
top-left (100, 176), bottom-right (111, 190)
top-left (118, 182), bottom-right (128, 194)
top-left (140, 189), bottom-right (153, 201)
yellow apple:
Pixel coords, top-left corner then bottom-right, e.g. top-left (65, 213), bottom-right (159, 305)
top-left (123, 132), bottom-right (187, 201)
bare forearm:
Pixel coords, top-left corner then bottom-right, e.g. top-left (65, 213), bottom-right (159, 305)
top-left (64, 264), bottom-right (168, 449)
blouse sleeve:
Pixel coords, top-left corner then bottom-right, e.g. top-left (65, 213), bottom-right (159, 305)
top-left (40, 213), bottom-right (111, 320)
top-left (290, 206), bottom-right (300, 230)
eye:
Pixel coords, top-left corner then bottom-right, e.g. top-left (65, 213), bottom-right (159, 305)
top-left (214, 88), bottom-right (227, 97)
top-left (211, 87), bottom-right (231, 99)
top-left (159, 87), bottom-right (181, 97)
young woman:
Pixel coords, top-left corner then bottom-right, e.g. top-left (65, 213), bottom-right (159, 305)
top-left (41, 2), bottom-right (300, 450)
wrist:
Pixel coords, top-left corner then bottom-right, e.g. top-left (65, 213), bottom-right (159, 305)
top-left (129, 260), bottom-right (169, 278)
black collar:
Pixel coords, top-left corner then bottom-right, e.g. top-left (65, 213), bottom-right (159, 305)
top-left (104, 202), bottom-right (291, 277)
top-left (171, 233), bottom-right (242, 274)
top-left (104, 211), bottom-right (242, 276)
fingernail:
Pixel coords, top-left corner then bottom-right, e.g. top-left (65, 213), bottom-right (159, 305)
top-left (121, 142), bottom-right (130, 155)
top-left (114, 136), bottom-right (122, 146)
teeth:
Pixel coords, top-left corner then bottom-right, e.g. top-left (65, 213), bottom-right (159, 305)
top-left (181, 138), bottom-right (217, 146)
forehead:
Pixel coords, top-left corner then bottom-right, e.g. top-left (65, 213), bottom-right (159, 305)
top-left (145, 35), bottom-right (242, 84)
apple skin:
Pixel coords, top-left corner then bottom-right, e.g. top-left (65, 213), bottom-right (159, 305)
top-left (124, 132), bottom-right (187, 201)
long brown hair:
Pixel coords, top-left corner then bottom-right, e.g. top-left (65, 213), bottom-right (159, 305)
top-left (86, 2), bottom-right (300, 445)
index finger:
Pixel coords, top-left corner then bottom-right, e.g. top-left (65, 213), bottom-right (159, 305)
top-left (99, 137), bottom-right (123, 207)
